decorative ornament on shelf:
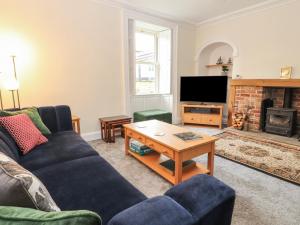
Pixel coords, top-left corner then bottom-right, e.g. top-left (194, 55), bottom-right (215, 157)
top-left (216, 56), bottom-right (223, 65)
top-left (280, 66), bottom-right (292, 79)
top-left (227, 57), bottom-right (233, 64)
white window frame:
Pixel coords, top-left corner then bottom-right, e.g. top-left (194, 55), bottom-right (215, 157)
top-left (135, 29), bottom-right (161, 95)
top-left (122, 9), bottom-right (179, 122)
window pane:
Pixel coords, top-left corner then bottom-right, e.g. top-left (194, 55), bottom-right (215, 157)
top-left (135, 32), bottom-right (155, 63)
top-left (136, 63), bottom-right (156, 95)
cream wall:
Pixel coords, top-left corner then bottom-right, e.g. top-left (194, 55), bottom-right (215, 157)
top-left (0, 0), bottom-right (195, 134)
top-left (196, 0), bottom-right (300, 78)
top-left (177, 24), bottom-right (196, 75)
top-left (175, 23), bottom-right (196, 122)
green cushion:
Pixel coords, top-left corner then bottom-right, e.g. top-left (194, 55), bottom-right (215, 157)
top-left (0, 206), bottom-right (101, 225)
top-left (133, 109), bottom-right (172, 124)
top-left (0, 107), bottom-right (51, 135)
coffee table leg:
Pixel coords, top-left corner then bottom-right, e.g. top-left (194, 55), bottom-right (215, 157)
top-left (208, 142), bottom-right (215, 176)
top-left (174, 152), bottom-right (183, 185)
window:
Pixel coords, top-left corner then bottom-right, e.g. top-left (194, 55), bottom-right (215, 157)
top-left (134, 22), bottom-right (171, 95)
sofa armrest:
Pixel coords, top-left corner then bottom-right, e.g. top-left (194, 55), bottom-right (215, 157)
top-left (165, 174), bottom-right (235, 225)
top-left (107, 196), bottom-right (194, 225)
top-left (38, 105), bottom-right (73, 133)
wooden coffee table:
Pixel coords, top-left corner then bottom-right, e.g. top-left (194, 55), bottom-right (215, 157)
top-left (123, 120), bottom-right (218, 185)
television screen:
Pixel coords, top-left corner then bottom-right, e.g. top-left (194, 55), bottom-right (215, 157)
top-left (180, 76), bottom-right (228, 103)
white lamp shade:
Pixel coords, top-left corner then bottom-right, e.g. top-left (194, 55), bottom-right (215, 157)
top-left (4, 78), bottom-right (19, 90)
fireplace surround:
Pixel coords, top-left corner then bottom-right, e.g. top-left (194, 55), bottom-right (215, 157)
top-left (228, 79), bottom-right (300, 136)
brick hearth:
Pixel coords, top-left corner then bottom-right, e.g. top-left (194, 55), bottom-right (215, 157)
top-left (234, 86), bottom-right (300, 132)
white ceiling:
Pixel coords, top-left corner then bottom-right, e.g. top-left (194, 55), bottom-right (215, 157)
top-left (111, 0), bottom-right (285, 24)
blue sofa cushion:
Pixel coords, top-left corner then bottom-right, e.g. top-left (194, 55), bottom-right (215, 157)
top-left (165, 174), bottom-right (235, 225)
top-left (107, 196), bottom-right (194, 225)
top-left (0, 127), bottom-right (20, 161)
top-left (20, 131), bottom-right (97, 171)
top-left (33, 156), bottom-right (146, 225)
top-left (38, 106), bottom-right (72, 133)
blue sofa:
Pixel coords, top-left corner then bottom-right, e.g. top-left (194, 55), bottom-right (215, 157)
top-left (0, 105), bottom-right (235, 225)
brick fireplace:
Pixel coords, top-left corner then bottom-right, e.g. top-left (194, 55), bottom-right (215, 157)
top-left (228, 79), bottom-right (300, 135)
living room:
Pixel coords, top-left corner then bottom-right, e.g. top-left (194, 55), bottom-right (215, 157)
top-left (0, 0), bottom-right (299, 225)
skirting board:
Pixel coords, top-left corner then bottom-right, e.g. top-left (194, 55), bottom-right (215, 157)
top-left (81, 131), bottom-right (101, 142)
top-left (81, 118), bottom-right (182, 142)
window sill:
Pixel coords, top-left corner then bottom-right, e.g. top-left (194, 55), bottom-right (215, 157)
top-left (132, 93), bottom-right (172, 97)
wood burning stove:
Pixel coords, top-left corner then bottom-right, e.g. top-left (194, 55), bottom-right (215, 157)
top-left (265, 107), bottom-right (297, 137)
top-left (265, 88), bottom-right (297, 136)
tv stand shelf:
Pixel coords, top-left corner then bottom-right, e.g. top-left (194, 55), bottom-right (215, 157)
top-left (181, 104), bottom-right (223, 128)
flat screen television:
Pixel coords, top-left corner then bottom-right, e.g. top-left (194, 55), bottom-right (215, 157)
top-left (180, 76), bottom-right (228, 103)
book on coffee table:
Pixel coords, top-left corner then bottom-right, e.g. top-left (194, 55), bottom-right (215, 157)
top-left (159, 159), bottom-right (196, 176)
top-left (129, 140), bottom-right (153, 156)
top-left (174, 132), bottom-right (202, 141)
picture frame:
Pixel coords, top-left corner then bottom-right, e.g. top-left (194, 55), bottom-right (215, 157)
top-left (280, 66), bottom-right (292, 79)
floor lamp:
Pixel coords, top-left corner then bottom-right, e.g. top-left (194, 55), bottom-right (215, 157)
top-left (11, 55), bottom-right (20, 109)
top-left (5, 78), bottom-right (19, 109)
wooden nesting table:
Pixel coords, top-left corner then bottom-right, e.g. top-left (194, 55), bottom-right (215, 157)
top-left (99, 115), bottom-right (132, 143)
top-left (123, 120), bottom-right (217, 185)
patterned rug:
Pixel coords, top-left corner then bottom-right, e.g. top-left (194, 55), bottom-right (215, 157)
top-left (216, 130), bottom-right (300, 185)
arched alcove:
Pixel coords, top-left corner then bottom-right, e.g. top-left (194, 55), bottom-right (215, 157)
top-left (196, 41), bottom-right (236, 76)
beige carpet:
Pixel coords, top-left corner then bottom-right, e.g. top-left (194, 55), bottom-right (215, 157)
top-left (216, 130), bottom-right (300, 185)
top-left (89, 138), bottom-right (300, 225)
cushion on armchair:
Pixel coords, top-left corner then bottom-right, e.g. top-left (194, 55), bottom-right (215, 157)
top-left (0, 206), bottom-right (101, 225)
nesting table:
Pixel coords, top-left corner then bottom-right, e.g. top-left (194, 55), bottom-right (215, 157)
top-left (99, 115), bottom-right (132, 143)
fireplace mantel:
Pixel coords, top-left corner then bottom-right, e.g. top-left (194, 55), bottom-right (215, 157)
top-left (228, 79), bottom-right (300, 126)
top-left (230, 79), bottom-right (300, 88)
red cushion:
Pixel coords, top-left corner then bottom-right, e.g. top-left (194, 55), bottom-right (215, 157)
top-left (0, 113), bottom-right (48, 154)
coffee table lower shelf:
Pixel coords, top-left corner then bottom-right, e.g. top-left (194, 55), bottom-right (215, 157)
top-left (128, 150), bottom-right (210, 184)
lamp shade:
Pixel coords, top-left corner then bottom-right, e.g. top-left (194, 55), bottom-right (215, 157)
top-left (4, 77), bottom-right (19, 90)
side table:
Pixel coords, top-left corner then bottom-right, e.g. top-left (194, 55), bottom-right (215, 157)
top-left (99, 116), bottom-right (131, 143)
top-left (72, 115), bottom-right (81, 134)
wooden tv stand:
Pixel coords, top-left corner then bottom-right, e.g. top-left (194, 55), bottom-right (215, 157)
top-left (181, 104), bottom-right (223, 128)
